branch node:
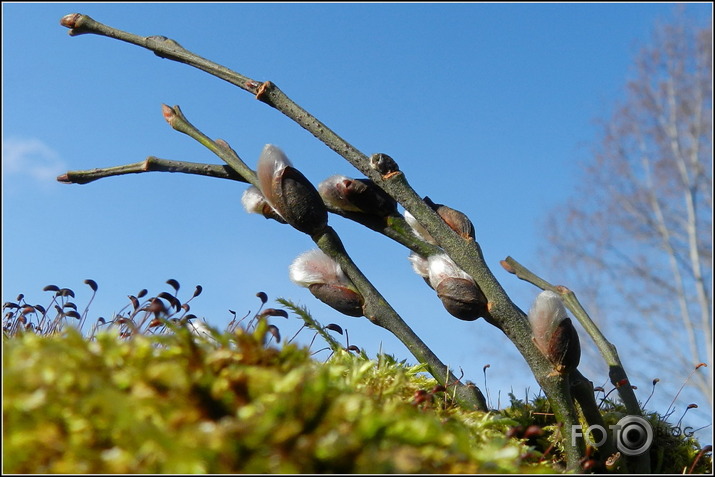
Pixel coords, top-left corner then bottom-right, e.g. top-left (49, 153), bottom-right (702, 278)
top-left (369, 153), bottom-right (400, 178)
top-left (256, 81), bottom-right (272, 101)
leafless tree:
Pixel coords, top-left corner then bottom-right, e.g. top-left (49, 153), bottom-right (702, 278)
top-left (542, 12), bottom-right (712, 416)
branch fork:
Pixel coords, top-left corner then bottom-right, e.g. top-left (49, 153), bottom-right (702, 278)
top-left (56, 13), bottom-right (654, 472)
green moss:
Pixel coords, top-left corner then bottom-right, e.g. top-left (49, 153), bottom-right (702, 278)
top-left (4, 324), bottom-right (558, 474)
top-left (3, 320), bottom-right (711, 473)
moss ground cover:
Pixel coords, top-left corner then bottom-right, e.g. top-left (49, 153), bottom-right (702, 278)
top-left (3, 321), bottom-right (560, 473)
top-left (3, 300), bottom-right (711, 474)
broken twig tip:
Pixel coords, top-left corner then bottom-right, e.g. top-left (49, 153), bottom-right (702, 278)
top-left (499, 260), bottom-right (516, 274)
top-left (256, 81), bottom-right (272, 100)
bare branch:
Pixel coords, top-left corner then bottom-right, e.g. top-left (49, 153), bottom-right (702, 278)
top-left (57, 156), bottom-right (248, 185)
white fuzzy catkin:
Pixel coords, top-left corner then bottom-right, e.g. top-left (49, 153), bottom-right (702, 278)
top-left (289, 249), bottom-right (347, 287)
top-left (403, 210), bottom-right (437, 245)
top-left (259, 144), bottom-right (291, 173)
top-left (318, 175), bottom-right (350, 198)
top-left (407, 252), bottom-right (430, 279)
top-left (527, 290), bottom-right (567, 343)
top-left (256, 144), bottom-right (292, 205)
top-left (317, 175), bottom-right (360, 212)
top-left (241, 186), bottom-right (268, 214)
top-left (426, 253), bottom-right (473, 290)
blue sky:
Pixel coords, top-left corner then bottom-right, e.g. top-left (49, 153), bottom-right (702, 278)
top-left (3, 3), bottom-right (712, 438)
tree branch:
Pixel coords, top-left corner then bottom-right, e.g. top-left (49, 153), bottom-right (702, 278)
top-left (314, 226), bottom-right (488, 411)
top-left (58, 13), bottom-right (591, 469)
top-left (501, 256), bottom-right (649, 473)
top-left (159, 103), bottom-right (490, 412)
top-left (57, 156), bottom-right (247, 185)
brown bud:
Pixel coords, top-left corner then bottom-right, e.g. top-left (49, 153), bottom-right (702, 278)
top-left (546, 318), bottom-right (581, 373)
top-left (308, 283), bottom-right (364, 317)
top-left (289, 250), bottom-right (364, 317)
top-left (161, 104), bottom-right (177, 125)
top-left (499, 260), bottom-right (516, 274)
top-left (369, 153), bottom-right (400, 177)
top-left (318, 175), bottom-right (396, 217)
top-left (257, 145), bottom-right (327, 235)
top-left (414, 253), bottom-right (488, 321)
top-left (424, 197), bottom-right (474, 240)
top-left (404, 198), bottom-right (475, 243)
top-left (527, 291), bottom-right (581, 373)
top-left (435, 277), bottom-right (487, 321)
top-left (59, 13), bottom-right (82, 29)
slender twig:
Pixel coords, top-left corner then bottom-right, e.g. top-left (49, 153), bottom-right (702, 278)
top-left (57, 156), bottom-right (247, 185)
top-left (161, 104), bottom-right (258, 188)
top-left (325, 207), bottom-right (441, 258)
top-left (60, 14), bottom-right (262, 96)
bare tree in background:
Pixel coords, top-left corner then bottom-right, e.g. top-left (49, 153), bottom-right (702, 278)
top-left (542, 13), bottom-right (712, 416)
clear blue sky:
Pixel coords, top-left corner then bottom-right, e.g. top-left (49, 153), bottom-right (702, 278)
top-left (3, 3), bottom-right (712, 438)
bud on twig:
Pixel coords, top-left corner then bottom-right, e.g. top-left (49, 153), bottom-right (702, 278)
top-left (408, 252), bottom-right (430, 283)
top-left (161, 103), bottom-right (177, 125)
top-left (318, 175), bottom-right (397, 217)
top-left (404, 197), bottom-right (475, 244)
top-left (409, 253), bottom-right (488, 321)
top-left (527, 291), bottom-right (581, 374)
top-left (369, 153), bottom-right (400, 178)
top-left (241, 186), bottom-right (287, 223)
top-left (256, 144), bottom-right (327, 235)
top-left (404, 211), bottom-right (433, 244)
top-left (289, 249), bottom-right (364, 317)
top-left (424, 197), bottom-right (474, 240)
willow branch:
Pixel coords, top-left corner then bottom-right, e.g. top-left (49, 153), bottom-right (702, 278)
top-left (315, 227), bottom-right (488, 411)
top-left (57, 157), bottom-right (247, 185)
top-left (59, 13), bottom-right (581, 468)
top-left (160, 104), bottom-right (259, 189)
top-left (158, 104), bottom-right (488, 412)
top-left (501, 256), bottom-right (642, 415)
top-left (57, 153), bottom-right (439, 258)
top-left (59, 14), bottom-right (262, 96)
top-left (502, 256), bottom-right (649, 473)
top-left (570, 370), bottom-right (621, 471)
top-left (325, 207), bottom-right (441, 258)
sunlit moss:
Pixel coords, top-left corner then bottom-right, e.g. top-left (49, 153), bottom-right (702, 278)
top-left (3, 321), bottom-right (711, 473)
top-left (3, 324), bottom-right (556, 473)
